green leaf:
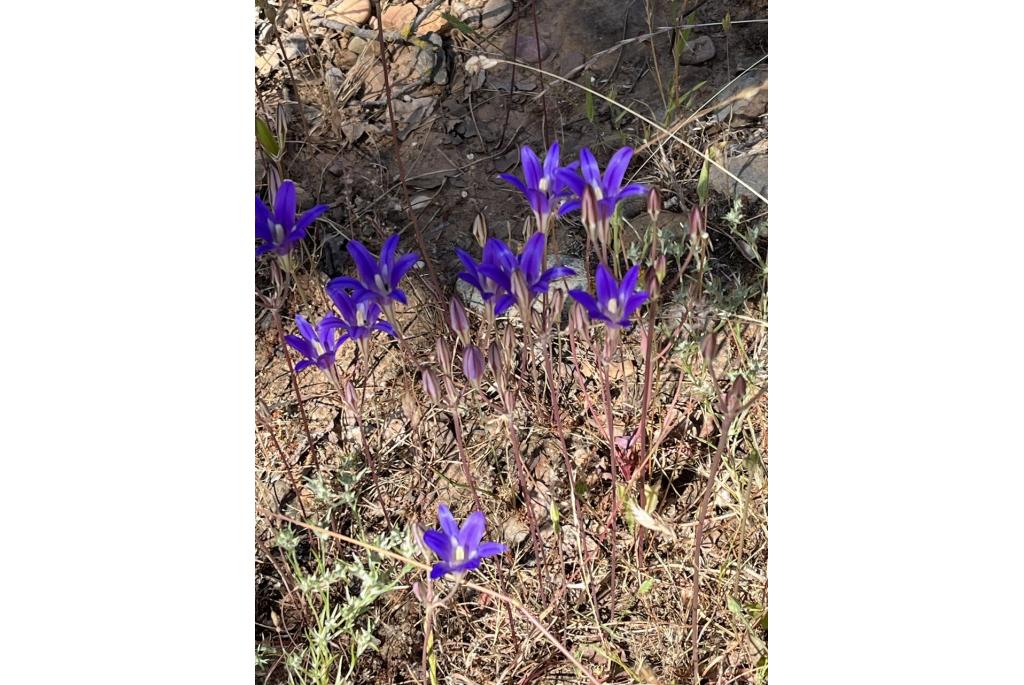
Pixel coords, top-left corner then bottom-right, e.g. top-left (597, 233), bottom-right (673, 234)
top-left (638, 578), bottom-right (655, 594)
top-left (441, 11), bottom-right (478, 38)
top-left (697, 151), bottom-right (711, 207)
top-left (256, 117), bottom-right (280, 158)
top-left (727, 595), bottom-right (743, 616)
top-left (723, 12), bottom-right (732, 33)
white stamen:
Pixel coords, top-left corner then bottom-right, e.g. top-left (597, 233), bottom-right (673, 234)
top-left (455, 545), bottom-right (466, 562)
top-left (272, 222), bottom-right (285, 244)
top-left (539, 177), bottom-right (550, 193)
top-left (607, 298), bottom-right (619, 314)
top-left (591, 184), bottom-right (604, 201)
top-left (374, 274), bottom-right (387, 292)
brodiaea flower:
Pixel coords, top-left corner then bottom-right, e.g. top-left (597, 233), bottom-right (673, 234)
top-left (328, 234), bottom-right (419, 306)
top-left (557, 147), bottom-right (646, 223)
top-left (255, 180), bottom-right (328, 257)
top-left (326, 284), bottom-right (396, 343)
top-left (569, 263), bottom-right (649, 329)
top-left (284, 313), bottom-right (345, 372)
top-left (423, 504), bottom-right (506, 580)
top-left (499, 141), bottom-right (576, 231)
top-left (455, 238), bottom-right (518, 305)
top-left (477, 233), bottom-right (575, 315)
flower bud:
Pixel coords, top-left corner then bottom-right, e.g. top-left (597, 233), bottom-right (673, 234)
top-left (487, 340), bottom-right (503, 374)
top-left (549, 288), bottom-right (566, 319)
top-left (690, 205), bottom-right (705, 241)
top-left (421, 368), bottom-right (441, 402)
top-left (646, 187), bottom-right (663, 221)
top-left (448, 297), bottom-right (471, 345)
top-left (570, 301), bottom-right (589, 333)
top-left (462, 345), bottom-right (485, 386)
top-left (502, 325), bottom-right (516, 361)
top-left (654, 254), bottom-right (667, 283)
top-left (700, 332), bottom-right (718, 370)
top-left (435, 337), bottom-right (452, 376)
top-left (511, 269), bottom-right (532, 313)
top-left (473, 212), bottom-right (488, 247)
top-left (343, 380), bottom-right (359, 410)
top-left (725, 375), bottom-right (747, 415)
top-left (581, 185), bottom-right (600, 240)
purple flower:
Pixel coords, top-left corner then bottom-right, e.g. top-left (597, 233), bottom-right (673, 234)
top-left (455, 238), bottom-right (518, 304)
top-left (284, 313), bottom-right (345, 372)
top-left (477, 233), bottom-right (576, 315)
top-left (326, 284), bottom-right (396, 343)
top-left (256, 180), bottom-right (328, 257)
top-left (557, 147), bottom-right (647, 223)
top-left (423, 504), bottom-right (506, 580)
top-left (569, 263), bottom-right (649, 329)
top-left (328, 234), bottom-right (419, 306)
top-left (499, 142), bottom-right (576, 231)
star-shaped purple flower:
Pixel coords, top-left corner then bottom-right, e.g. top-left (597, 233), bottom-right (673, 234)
top-left (256, 180), bottom-right (328, 256)
top-left (499, 142), bottom-right (576, 231)
top-left (569, 263), bottom-right (649, 329)
top-left (423, 504), bottom-right (507, 580)
top-left (557, 147), bottom-right (647, 223)
top-left (326, 284), bottom-right (396, 343)
top-left (455, 238), bottom-right (518, 305)
top-left (477, 233), bottom-right (576, 315)
top-left (284, 313), bottom-right (345, 372)
top-left (328, 234), bottom-right (419, 306)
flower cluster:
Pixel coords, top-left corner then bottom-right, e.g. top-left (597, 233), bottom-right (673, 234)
top-left (458, 232), bottom-right (575, 315)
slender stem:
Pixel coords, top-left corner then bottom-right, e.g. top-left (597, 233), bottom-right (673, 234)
top-left (598, 332), bottom-right (619, 622)
top-left (449, 398), bottom-right (484, 514)
top-left (506, 414), bottom-right (548, 603)
top-left (272, 307), bottom-right (320, 471)
top-left (257, 409), bottom-right (308, 519)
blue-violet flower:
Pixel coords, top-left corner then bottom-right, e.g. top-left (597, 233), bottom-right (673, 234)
top-left (284, 313), bottom-right (345, 372)
top-left (326, 284), bottom-right (396, 343)
top-left (256, 180), bottom-right (328, 257)
top-left (569, 262), bottom-right (649, 329)
top-left (423, 504), bottom-right (506, 579)
top-left (557, 147), bottom-right (646, 223)
top-left (328, 234), bottom-right (419, 306)
top-left (477, 233), bottom-right (575, 315)
top-left (499, 141), bottom-right (576, 231)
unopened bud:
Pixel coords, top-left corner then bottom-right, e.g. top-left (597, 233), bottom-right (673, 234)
top-left (725, 375), bottom-right (747, 415)
top-left (654, 254), bottom-right (667, 283)
top-left (581, 185), bottom-right (600, 239)
top-left (487, 340), bottom-right (503, 374)
top-left (646, 187), bottom-right (663, 221)
top-left (502, 325), bottom-right (516, 361)
top-left (435, 338), bottom-right (452, 376)
top-left (421, 368), bottom-right (441, 402)
top-left (549, 288), bottom-right (566, 318)
top-left (448, 297), bottom-right (470, 345)
top-left (443, 375), bottom-right (457, 404)
top-left (462, 345), bottom-right (485, 386)
top-left (472, 212), bottom-right (488, 247)
top-left (570, 302), bottom-right (589, 334)
top-left (343, 380), bottom-right (359, 410)
top-left (690, 205), bottom-right (705, 240)
top-left (511, 269), bottom-right (532, 312)
top-left (700, 332), bottom-right (718, 370)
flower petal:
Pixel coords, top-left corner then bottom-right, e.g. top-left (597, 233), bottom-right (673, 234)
top-left (520, 146), bottom-right (541, 189)
top-left (451, 556), bottom-right (483, 575)
top-left (615, 183), bottom-right (648, 200)
top-left (519, 233), bottom-right (546, 283)
top-left (619, 265), bottom-right (641, 297)
top-left (284, 334), bottom-right (317, 361)
top-left (391, 252), bottom-right (420, 284)
top-left (603, 146), bottom-right (634, 192)
top-left (476, 541), bottom-right (507, 558)
top-left (543, 140), bottom-right (560, 179)
top-left (622, 291), bottom-right (649, 320)
top-left (438, 504), bottom-right (460, 539)
top-left (595, 263), bottom-right (616, 306)
top-left (568, 290), bottom-right (602, 320)
top-left (255, 197), bottom-right (273, 241)
top-left (423, 530), bottom-right (453, 560)
top-left (579, 148), bottom-right (600, 187)
top-left (430, 562), bottom-right (452, 580)
top-left (293, 204), bottom-right (329, 234)
top-left (455, 248), bottom-right (480, 273)
top-left (478, 264), bottom-right (511, 292)
top-left (346, 240), bottom-right (379, 285)
top-left (381, 234), bottom-right (399, 269)
top-left (390, 288), bottom-right (408, 305)
top-left (274, 180), bottom-right (297, 231)
top-left (498, 173), bottom-right (528, 195)
top-left (494, 294), bottom-right (516, 315)
top-left (556, 168), bottom-right (586, 197)
top-left (458, 512), bottom-right (487, 551)
top-left (558, 199), bottom-right (581, 216)
top-left (294, 359), bottom-right (313, 373)
top-left (294, 314), bottom-right (317, 343)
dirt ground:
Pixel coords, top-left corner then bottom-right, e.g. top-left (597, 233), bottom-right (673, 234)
top-left (255, 1), bottom-right (767, 683)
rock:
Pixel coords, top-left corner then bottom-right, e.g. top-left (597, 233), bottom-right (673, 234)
top-left (453, 1), bottom-right (482, 28)
top-left (482, 0), bottom-right (514, 28)
top-left (507, 33), bottom-right (551, 62)
top-left (325, 66), bottom-right (346, 94)
top-left (320, 0), bottom-right (371, 25)
top-left (713, 70), bottom-right (768, 123)
top-left (281, 33), bottom-right (309, 60)
top-left (334, 49), bottom-right (358, 69)
top-left (678, 34), bottom-right (715, 65)
top-left (363, 34), bottom-right (446, 98)
top-left (709, 152), bottom-right (768, 202)
top-left (347, 35), bottom-right (367, 54)
top-left (382, 2), bottom-right (446, 35)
